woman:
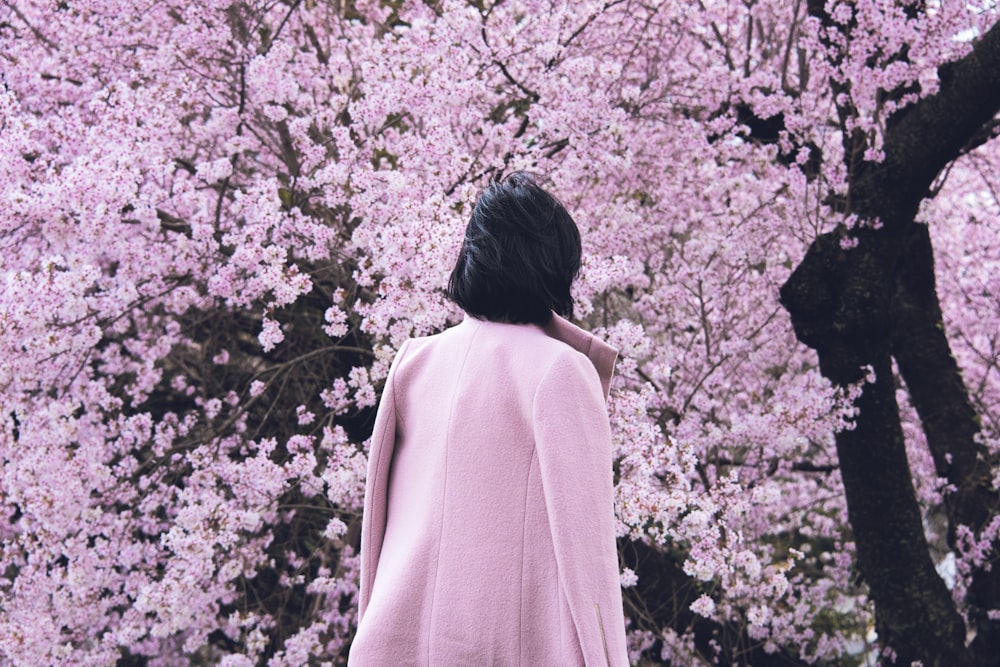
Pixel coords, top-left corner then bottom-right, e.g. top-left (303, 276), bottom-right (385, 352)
top-left (348, 173), bottom-right (629, 666)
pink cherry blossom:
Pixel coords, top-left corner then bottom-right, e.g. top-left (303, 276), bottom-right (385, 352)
top-left (1, 0), bottom-right (998, 664)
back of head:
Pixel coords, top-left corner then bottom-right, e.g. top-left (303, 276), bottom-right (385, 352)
top-left (447, 172), bottom-right (582, 325)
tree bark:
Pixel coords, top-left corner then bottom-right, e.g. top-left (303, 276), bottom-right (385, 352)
top-left (780, 10), bottom-right (1000, 666)
top-left (891, 224), bottom-right (1000, 664)
top-left (781, 231), bottom-right (970, 666)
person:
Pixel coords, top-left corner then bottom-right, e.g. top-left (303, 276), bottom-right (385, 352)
top-left (348, 172), bottom-right (629, 666)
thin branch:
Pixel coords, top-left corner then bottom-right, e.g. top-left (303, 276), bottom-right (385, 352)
top-left (2, 1), bottom-right (57, 52)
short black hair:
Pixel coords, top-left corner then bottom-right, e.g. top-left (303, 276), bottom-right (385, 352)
top-left (447, 172), bottom-right (582, 325)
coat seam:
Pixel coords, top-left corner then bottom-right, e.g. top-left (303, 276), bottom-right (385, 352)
top-left (360, 338), bottom-right (410, 615)
top-left (594, 603), bottom-right (611, 667)
top-left (426, 322), bottom-right (480, 665)
top-left (361, 400), bottom-right (393, 612)
top-left (518, 449), bottom-right (537, 667)
top-left (390, 338), bottom-right (411, 430)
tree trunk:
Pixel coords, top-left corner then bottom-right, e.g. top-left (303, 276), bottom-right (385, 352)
top-left (780, 231), bottom-right (970, 666)
top-left (891, 224), bottom-right (1000, 664)
top-left (779, 10), bottom-right (1000, 665)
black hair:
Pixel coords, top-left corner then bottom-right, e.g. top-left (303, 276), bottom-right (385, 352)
top-left (446, 172), bottom-right (582, 325)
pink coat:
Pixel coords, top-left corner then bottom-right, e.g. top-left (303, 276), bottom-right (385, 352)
top-left (348, 314), bottom-right (628, 666)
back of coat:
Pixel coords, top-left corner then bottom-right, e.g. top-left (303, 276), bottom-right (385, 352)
top-left (348, 316), bottom-right (629, 667)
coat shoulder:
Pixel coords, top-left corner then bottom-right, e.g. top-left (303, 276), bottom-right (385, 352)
top-left (408, 319), bottom-right (593, 374)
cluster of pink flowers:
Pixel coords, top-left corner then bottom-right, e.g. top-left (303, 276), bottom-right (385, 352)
top-left (1, 0), bottom-right (998, 664)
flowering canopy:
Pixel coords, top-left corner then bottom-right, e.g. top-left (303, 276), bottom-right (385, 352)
top-left (1, 0), bottom-right (999, 664)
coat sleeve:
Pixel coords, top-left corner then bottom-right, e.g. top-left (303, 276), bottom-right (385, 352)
top-left (533, 350), bottom-right (629, 667)
top-left (357, 338), bottom-right (411, 623)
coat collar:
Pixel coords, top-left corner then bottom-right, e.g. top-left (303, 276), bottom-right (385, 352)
top-left (460, 312), bottom-right (619, 401)
top-left (541, 312), bottom-right (618, 402)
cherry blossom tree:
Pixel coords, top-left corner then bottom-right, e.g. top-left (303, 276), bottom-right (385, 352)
top-left (778, 2), bottom-right (1000, 663)
top-left (1, 0), bottom-right (998, 665)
